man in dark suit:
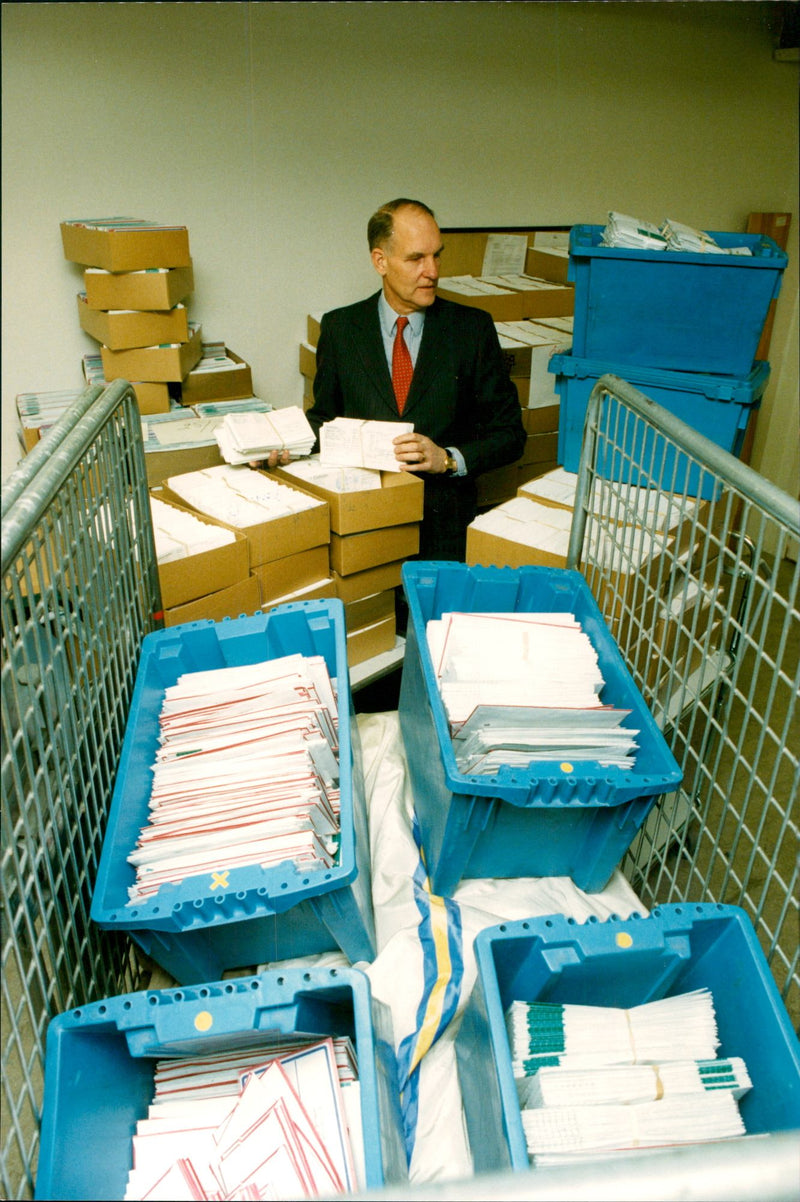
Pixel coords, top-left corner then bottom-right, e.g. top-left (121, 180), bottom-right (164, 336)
top-left (305, 198), bottom-right (527, 561)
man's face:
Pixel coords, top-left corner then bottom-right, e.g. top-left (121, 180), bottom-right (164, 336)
top-left (371, 207), bottom-right (443, 314)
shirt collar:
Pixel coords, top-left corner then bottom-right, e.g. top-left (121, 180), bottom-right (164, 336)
top-left (378, 291), bottom-right (426, 339)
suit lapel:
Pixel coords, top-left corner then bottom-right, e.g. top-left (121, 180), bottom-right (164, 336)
top-left (402, 299), bottom-right (449, 419)
top-left (351, 294), bottom-right (398, 417)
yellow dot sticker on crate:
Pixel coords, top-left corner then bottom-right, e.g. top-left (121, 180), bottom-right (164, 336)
top-left (616, 932), bottom-right (634, 949)
top-left (560, 763), bottom-right (574, 773)
top-left (194, 1011), bottom-right (214, 1032)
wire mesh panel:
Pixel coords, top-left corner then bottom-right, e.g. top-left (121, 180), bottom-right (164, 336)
top-left (566, 375), bottom-right (799, 1028)
top-left (1, 381), bottom-right (161, 1199)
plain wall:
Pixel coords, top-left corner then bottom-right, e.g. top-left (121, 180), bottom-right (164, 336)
top-left (2, 1), bottom-right (798, 497)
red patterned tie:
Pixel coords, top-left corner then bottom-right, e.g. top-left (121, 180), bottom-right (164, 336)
top-left (392, 315), bottom-right (413, 415)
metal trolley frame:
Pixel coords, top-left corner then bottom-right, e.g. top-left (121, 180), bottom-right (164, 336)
top-left (1, 377), bottom-right (797, 1198)
top-left (566, 375), bottom-right (798, 1024)
top-left (1, 382), bottom-right (161, 1199)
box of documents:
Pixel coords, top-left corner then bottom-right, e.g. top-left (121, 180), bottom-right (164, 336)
top-left (179, 344), bottom-right (254, 406)
top-left (164, 574), bottom-right (261, 627)
top-left (90, 601), bottom-right (376, 983)
top-left (274, 458), bottom-right (425, 535)
top-left (77, 292), bottom-right (191, 350)
top-left (34, 966), bottom-right (407, 1200)
top-left (61, 216), bottom-right (191, 271)
top-left (101, 321), bottom-right (203, 383)
top-left (551, 352), bottom-right (770, 499)
top-left (567, 224), bottom-right (788, 376)
top-left (398, 562), bottom-right (681, 896)
top-left (82, 263), bottom-right (194, 310)
top-left (150, 492), bottom-right (250, 609)
top-left (454, 905), bottom-right (800, 1175)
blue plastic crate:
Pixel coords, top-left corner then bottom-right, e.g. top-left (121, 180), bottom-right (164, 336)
top-left (550, 352), bottom-right (770, 499)
top-left (90, 601), bottom-right (375, 983)
top-left (34, 966), bottom-right (407, 1200)
top-left (398, 563), bottom-right (682, 896)
top-left (568, 224), bottom-right (787, 376)
top-left (455, 905), bottom-right (800, 1174)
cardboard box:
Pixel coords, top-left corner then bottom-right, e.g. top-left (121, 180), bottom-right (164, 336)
top-left (307, 312), bottom-right (324, 346)
top-left (60, 218), bottom-right (191, 271)
top-left (346, 613), bottom-right (397, 667)
top-left (145, 442), bottom-right (225, 488)
top-left (525, 246), bottom-right (570, 284)
top-left (161, 474), bottom-right (330, 568)
top-left (344, 588), bottom-right (396, 632)
top-left (253, 545), bottom-right (331, 606)
top-left (518, 431), bottom-right (559, 466)
top-left (517, 460), bottom-right (559, 488)
top-left (82, 263), bottom-right (194, 310)
top-left (261, 576), bottom-right (337, 611)
top-left (101, 322), bottom-right (203, 383)
top-left (466, 523), bottom-right (568, 571)
top-left (131, 381), bottom-right (172, 414)
top-left (329, 523), bottom-right (419, 576)
top-left (299, 341), bottom-right (317, 380)
top-left (436, 284), bottom-right (525, 323)
top-left (77, 293), bottom-right (190, 350)
top-left (178, 345), bottom-right (254, 406)
top-left (332, 560), bottom-right (404, 603)
top-left (152, 494), bottom-right (250, 609)
top-left (273, 465), bottom-right (424, 535)
top-left (522, 403), bottom-right (560, 434)
top-left (163, 574), bottom-right (260, 627)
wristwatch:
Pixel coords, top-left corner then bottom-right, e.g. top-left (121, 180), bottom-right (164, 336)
top-left (444, 453), bottom-right (458, 475)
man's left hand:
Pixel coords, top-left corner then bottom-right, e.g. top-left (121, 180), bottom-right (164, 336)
top-left (392, 432), bottom-right (448, 474)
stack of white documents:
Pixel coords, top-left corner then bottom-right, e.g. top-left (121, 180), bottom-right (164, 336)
top-left (215, 407), bottom-right (315, 464)
top-left (279, 454), bottom-right (384, 493)
top-left (506, 989), bottom-right (750, 1163)
top-left (126, 653), bottom-right (340, 904)
top-left (124, 1036), bottom-right (363, 1198)
top-left (427, 611), bottom-right (638, 772)
top-left (149, 495), bottom-right (236, 565)
top-left (166, 465), bottom-right (324, 528)
top-left (320, 417), bottom-right (413, 473)
top-left (601, 212), bottom-right (668, 250)
top-left (662, 217), bottom-right (752, 256)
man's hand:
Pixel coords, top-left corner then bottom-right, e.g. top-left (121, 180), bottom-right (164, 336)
top-left (248, 449), bottom-right (291, 470)
top-left (392, 431), bottom-right (448, 474)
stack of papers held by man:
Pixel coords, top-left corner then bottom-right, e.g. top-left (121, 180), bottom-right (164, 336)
top-left (215, 407), bottom-right (315, 463)
top-left (319, 417), bottom-right (413, 473)
top-left (126, 653), bottom-right (340, 904)
top-left (426, 611), bottom-right (638, 773)
top-left (124, 1036), bottom-right (363, 1199)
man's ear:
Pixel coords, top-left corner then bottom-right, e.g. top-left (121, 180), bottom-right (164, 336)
top-left (371, 246), bottom-right (387, 276)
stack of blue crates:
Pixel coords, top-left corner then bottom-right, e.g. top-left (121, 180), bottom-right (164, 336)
top-left (90, 600), bottom-right (376, 985)
top-left (454, 904), bottom-right (800, 1173)
top-left (398, 561), bottom-right (682, 897)
top-left (550, 223), bottom-right (788, 490)
top-left (35, 966), bottom-right (407, 1199)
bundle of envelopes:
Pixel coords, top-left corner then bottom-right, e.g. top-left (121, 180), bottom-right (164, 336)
top-left (123, 1035), bottom-right (363, 1198)
top-left (507, 988), bottom-right (751, 1165)
top-left (278, 454), bottom-right (385, 493)
top-left (426, 611), bottom-right (639, 773)
top-left (215, 407), bottom-right (316, 464)
top-left (126, 652), bottom-right (340, 904)
top-left (602, 211), bottom-right (752, 256)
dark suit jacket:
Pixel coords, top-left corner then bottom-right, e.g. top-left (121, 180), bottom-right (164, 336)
top-left (307, 292), bottom-right (526, 559)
